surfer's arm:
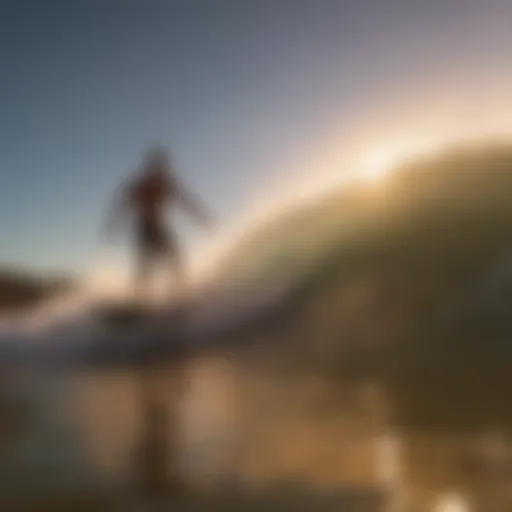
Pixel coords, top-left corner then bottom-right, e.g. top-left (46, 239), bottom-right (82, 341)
top-left (104, 185), bottom-right (131, 237)
top-left (176, 184), bottom-right (214, 228)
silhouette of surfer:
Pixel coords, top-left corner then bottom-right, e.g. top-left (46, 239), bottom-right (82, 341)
top-left (105, 146), bottom-right (213, 495)
top-left (106, 145), bottom-right (214, 302)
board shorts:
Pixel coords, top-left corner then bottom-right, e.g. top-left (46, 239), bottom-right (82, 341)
top-left (136, 217), bottom-right (178, 259)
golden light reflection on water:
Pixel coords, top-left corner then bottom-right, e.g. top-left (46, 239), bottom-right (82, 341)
top-left (1, 355), bottom-right (512, 510)
top-left (435, 494), bottom-right (470, 512)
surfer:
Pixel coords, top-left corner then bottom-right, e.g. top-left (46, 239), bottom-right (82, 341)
top-left (106, 145), bottom-right (214, 301)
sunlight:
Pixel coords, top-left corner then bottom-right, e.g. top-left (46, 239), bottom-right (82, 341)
top-left (360, 137), bottom-right (442, 183)
top-left (361, 151), bottom-right (396, 181)
top-left (434, 492), bottom-right (470, 512)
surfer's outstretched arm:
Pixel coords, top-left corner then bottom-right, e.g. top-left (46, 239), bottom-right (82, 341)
top-left (104, 184), bottom-right (131, 238)
top-left (176, 183), bottom-right (214, 228)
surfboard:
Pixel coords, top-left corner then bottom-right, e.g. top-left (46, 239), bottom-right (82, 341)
top-left (94, 301), bottom-right (150, 328)
top-left (83, 299), bottom-right (191, 367)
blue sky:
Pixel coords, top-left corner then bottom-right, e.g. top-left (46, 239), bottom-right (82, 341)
top-left (2, 0), bottom-right (512, 275)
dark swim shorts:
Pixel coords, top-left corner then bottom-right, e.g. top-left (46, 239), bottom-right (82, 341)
top-left (136, 217), bottom-right (175, 256)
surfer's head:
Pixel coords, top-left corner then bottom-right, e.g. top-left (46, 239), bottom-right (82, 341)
top-left (146, 145), bottom-right (168, 167)
top-left (143, 145), bottom-right (172, 178)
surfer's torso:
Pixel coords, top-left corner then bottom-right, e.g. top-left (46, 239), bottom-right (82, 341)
top-left (130, 172), bottom-right (175, 220)
top-left (129, 170), bottom-right (177, 253)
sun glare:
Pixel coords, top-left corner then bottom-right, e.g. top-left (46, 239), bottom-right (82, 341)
top-left (360, 138), bottom-right (442, 183)
top-left (435, 493), bottom-right (470, 512)
top-left (361, 152), bottom-right (396, 181)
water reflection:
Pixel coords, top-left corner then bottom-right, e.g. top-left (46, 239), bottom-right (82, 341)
top-left (1, 355), bottom-right (512, 510)
top-left (434, 493), bottom-right (470, 512)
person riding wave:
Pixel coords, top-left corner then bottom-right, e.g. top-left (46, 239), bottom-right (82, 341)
top-left (106, 145), bottom-right (214, 302)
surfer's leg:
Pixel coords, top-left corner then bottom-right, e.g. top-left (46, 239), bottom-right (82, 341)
top-left (166, 233), bottom-right (187, 302)
top-left (134, 220), bottom-right (156, 303)
top-left (134, 250), bottom-right (153, 303)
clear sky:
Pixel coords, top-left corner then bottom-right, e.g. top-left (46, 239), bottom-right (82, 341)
top-left (2, 0), bottom-right (512, 275)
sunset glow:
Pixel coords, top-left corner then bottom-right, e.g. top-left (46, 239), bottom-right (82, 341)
top-left (359, 137), bottom-right (443, 183)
